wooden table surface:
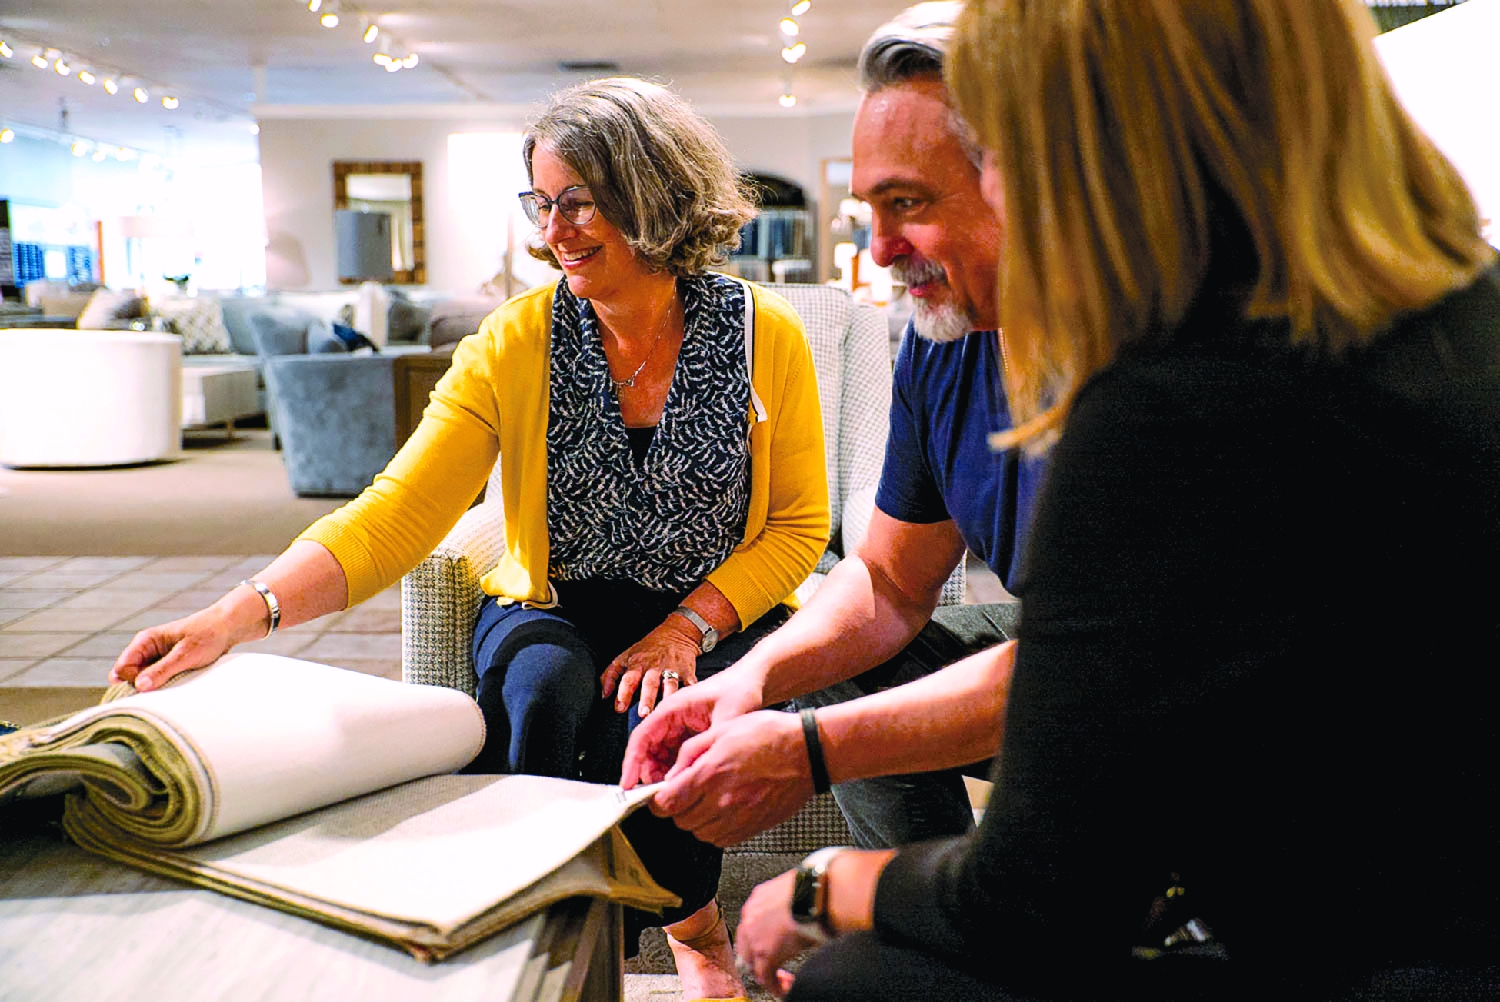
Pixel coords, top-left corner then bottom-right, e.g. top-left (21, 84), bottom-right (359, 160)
top-left (0, 807), bottom-right (620, 1002)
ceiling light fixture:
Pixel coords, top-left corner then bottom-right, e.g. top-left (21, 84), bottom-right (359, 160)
top-left (363, 22), bottom-right (379, 43)
top-left (162, 95), bottom-right (179, 109)
top-left (102, 77), bottom-right (119, 95)
top-left (0, 40), bottom-right (14, 59)
top-left (78, 69), bottom-right (96, 85)
top-left (92, 147), bottom-right (108, 161)
top-left (0, 128), bottom-right (14, 144)
top-left (54, 56), bottom-right (70, 75)
top-left (780, 17), bottom-right (799, 36)
top-left (779, 92), bottom-right (797, 108)
top-left (133, 86), bottom-right (149, 103)
top-left (402, 52), bottom-right (419, 69)
top-left (32, 53), bottom-right (48, 69)
top-left (791, 0), bottom-right (811, 15)
top-left (71, 140), bottom-right (88, 157)
top-left (781, 42), bottom-right (806, 64)
top-left (308, 0), bottom-right (322, 12)
top-left (320, 1), bottom-right (340, 29)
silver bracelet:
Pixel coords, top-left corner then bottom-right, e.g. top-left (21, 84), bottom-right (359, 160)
top-left (241, 579), bottom-right (281, 638)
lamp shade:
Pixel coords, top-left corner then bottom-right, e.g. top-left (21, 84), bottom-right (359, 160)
top-left (335, 210), bottom-right (394, 282)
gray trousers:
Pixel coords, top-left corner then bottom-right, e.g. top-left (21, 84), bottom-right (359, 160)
top-left (793, 602), bottom-right (1018, 849)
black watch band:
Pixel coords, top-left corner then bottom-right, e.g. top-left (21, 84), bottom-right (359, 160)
top-left (801, 707), bottom-right (831, 794)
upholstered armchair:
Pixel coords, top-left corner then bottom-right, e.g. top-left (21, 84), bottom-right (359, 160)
top-left (400, 282), bottom-right (964, 693)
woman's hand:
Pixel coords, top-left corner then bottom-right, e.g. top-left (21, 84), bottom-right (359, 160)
top-left (734, 869), bottom-right (813, 998)
top-left (600, 618), bottom-right (702, 717)
top-left (110, 606), bottom-right (236, 693)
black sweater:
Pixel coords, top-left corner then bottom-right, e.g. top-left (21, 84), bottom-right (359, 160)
top-left (875, 265), bottom-right (1500, 997)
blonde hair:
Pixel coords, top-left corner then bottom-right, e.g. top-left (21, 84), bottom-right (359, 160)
top-left (949, 0), bottom-right (1495, 450)
top-left (524, 77), bottom-right (757, 277)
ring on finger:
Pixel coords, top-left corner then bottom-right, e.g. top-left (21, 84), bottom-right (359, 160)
top-left (661, 670), bottom-right (682, 684)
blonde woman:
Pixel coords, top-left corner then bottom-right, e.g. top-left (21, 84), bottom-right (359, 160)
top-left (734, 1), bottom-right (1499, 999)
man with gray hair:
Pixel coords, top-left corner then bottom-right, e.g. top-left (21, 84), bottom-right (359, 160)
top-left (623, 1), bottom-right (1046, 852)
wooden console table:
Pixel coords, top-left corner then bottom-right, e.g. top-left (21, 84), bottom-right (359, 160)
top-left (393, 345), bottom-right (458, 448)
top-left (0, 822), bottom-right (623, 1002)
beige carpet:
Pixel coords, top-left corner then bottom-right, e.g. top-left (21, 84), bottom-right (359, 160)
top-left (0, 430), bottom-right (344, 556)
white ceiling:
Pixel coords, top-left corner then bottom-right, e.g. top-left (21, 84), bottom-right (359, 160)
top-left (1, 0), bottom-right (912, 167)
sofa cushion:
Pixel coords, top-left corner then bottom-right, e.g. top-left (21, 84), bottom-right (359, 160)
top-left (76, 289), bottom-right (146, 330)
top-left (251, 310), bottom-right (315, 355)
top-left (218, 297), bottom-right (274, 355)
top-left (425, 295), bottom-right (504, 349)
top-left (153, 296), bottom-right (233, 354)
top-left (386, 291), bottom-right (434, 343)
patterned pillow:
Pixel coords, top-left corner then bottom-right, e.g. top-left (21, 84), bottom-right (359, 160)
top-left (152, 297), bottom-right (233, 355)
top-left (76, 288), bottom-right (146, 329)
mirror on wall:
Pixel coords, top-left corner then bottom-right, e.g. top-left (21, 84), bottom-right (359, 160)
top-left (332, 160), bottom-right (425, 285)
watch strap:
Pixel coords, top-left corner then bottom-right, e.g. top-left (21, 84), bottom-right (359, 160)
top-left (791, 845), bottom-right (849, 943)
top-left (672, 606), bottom-right (716, 652)
top-left (801, 707), bottom-right (832, 794)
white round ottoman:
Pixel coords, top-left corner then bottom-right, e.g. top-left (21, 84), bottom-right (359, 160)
top-left (0, 328), bottom-right (183, 468)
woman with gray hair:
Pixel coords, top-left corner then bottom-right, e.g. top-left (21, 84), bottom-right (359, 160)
top-left (113, 76), bottom-right (829, 1002)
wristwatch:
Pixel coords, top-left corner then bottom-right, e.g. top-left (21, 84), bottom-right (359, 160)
top-left (672, 606), bottom-right (718, 653)
top-left (790, 846), bottom-right (848, 944)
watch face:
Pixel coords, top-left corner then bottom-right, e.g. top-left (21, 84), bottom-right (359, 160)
top-left (791, 864), bottom-right (819, 923)
top-left (701, 628), bottom-right (718, 653)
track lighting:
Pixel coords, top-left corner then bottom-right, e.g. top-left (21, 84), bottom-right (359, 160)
top-left (32, 53), bottom-right (48, 69)
top-left (54, 56), bottom-right (70, 75)
top-left (133, 86), bottom-right (149, 103)
top-left (0, 40), bottom-right (13, 59)
top-left (78, 69), bottom-right (96, 85)
top-left (102, 78), bottom-right (119, 95)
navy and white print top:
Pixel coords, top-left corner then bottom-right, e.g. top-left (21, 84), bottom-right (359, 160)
top-left (546, 274), bottom-right (752, 593)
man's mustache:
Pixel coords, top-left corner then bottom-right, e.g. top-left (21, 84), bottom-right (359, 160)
top-left (892, 258), bottom-right (946, 290)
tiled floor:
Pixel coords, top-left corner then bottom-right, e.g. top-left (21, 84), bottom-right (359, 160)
top-left (0, 555), bottom-right (402, 699)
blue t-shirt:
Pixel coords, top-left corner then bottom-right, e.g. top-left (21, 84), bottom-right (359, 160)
top-left (874, 322), bottom-right (1047, 590)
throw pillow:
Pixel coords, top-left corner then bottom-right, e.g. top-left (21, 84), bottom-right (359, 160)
top-left (153, 297), bottom-right (233, 355)
top-left (385, 290), bottom-right (433, 343)
top-left (76, 288), bottom-right (146, 329)
top-left (306, 318), bottom-right (348, 354)
top-left (330, 322), bottom-right (378, 353)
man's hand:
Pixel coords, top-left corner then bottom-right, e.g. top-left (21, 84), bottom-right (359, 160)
top-left (649, 709), bottom-right (815, 846)
top-left (620, 673), bottom-right (761, 787)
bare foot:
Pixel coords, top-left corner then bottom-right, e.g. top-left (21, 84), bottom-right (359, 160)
top-left (665, 900), bottom-right (745, 1001)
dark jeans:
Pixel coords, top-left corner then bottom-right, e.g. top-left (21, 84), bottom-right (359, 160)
top-left (470, 579), bottom-right (791, 940)
top-left (793, 602), bottom-right (1018, 848)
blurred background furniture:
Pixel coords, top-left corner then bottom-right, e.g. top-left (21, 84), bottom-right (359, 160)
top-left (0, 329), bottom-right (181, 468)
top-left (262, 346), bottom-right (457, 498)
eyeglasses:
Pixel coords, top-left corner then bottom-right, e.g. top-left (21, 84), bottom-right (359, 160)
top-left (518, 185), bottom-right (598, 227)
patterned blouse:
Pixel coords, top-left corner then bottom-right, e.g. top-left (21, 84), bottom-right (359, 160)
top-left (546, 274), bottom-right (753, 593)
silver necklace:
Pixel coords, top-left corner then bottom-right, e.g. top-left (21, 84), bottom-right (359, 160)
top-left (608, 299), bottom-right (676, 390)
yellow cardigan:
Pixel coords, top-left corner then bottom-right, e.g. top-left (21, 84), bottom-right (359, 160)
top-left (299, 279), bottom-right (831, 630)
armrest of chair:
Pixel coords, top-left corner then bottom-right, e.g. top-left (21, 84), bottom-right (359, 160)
top-left (400, 500), bottom-right (508, 696)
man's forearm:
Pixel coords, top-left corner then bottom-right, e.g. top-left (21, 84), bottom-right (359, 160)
top-left (816, 641), bottom-right (1015, 781)
top-left (736, 553), bottom-right (938, 708)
